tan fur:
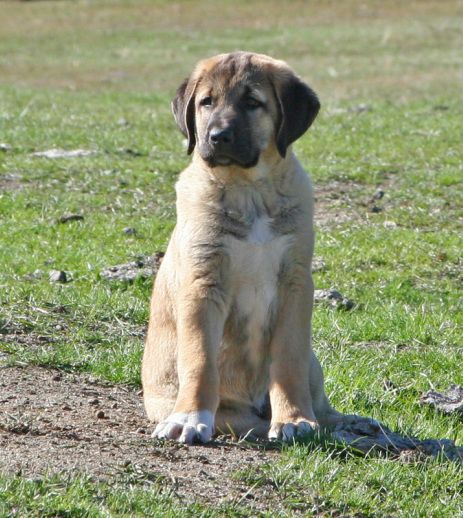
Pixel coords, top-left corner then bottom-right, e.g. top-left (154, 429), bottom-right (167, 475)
top-left (142, 52), bottom-right (352, 443)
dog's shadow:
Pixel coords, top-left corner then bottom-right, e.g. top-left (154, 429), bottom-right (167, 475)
top-left (212, 418), bottom-right (463, 463)
top-left (323, 417), bottom-right (462, 462)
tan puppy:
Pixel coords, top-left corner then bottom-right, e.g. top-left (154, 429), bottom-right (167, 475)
top-left (143, 52), bottom-right (351, 444)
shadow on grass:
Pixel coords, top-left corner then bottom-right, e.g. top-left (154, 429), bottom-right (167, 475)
top-left (209, 416), bottom-right (463, 463)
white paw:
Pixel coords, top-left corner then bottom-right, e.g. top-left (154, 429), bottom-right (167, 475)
top-left (152, 410), bottom-right (214, 444)
top-left (268, 421), bottom-right (315, 442)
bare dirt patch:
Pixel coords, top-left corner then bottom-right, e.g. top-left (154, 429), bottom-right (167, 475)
top-left (314, 180), bottom-right (386, 229)
top-left (0, 173), bottom-right (27, 192)
top-left (314, 181), bottom-right (363, 228)
top-left (0, 366), bottom-right (279, 507)
top-left (313, 174), bottom-right (401, 230)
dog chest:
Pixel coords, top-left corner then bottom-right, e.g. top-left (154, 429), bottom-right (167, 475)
top-left (224, 216), bottom-right (292, 345)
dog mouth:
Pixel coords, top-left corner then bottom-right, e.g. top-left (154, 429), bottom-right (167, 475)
top-left (203, 152), bottom-right (260, 169)
top-left (213, 156), bottom-right (233, 166)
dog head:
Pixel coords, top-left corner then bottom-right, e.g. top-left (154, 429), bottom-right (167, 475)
top-left (172, 52), bottom-right (320, 168)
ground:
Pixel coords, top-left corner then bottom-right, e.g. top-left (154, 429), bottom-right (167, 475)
top-left (0, 365), bottom-right (280, 510)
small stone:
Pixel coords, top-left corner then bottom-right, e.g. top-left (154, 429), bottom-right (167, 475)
top-left (311, 258), bottom-right (326, 273)
top-left (314, 289), bottom-right (355, 311)
top-left (117, 148), bottom-right (144, 157)
top-left (32, 148), bottom-right (95, 159)
top-left (123, 227), bottom-right (137, 235)
top-left (0, 143), bottom-right (12, 152)
top-left (370, 205), bottom-right (382, 213)
top-left (420, 385), bottom-right (463, 416)
top-left (95, 410), bottom-right (106, 419)
top-left (351, 103), bottom-right (371, 113)
top-left (62, 404), bottom-right (72, 411)
top-left (49, 270), bottom-right (69, 283)
top-left (58, 214), bottom-right (84, 224)
top-left (340, 298), bottom-right (355, 310)
top-left (88, 398), bottom-right (99, 406)
top-left (53, 305), bottom-right (69, 314)
top-left (100, 253), bottom-right (164, 282)
top-left (373, 189), bottom-right (385, 200)
top-left (384, 220), bottom-right (397, 229)
top-left (23, 269), bottom-right (44, 281)
top-left (52, 373), bottom-right (62, 382)
top-left (136, 427), bottom-right (146, 434)
top-left (117, 118), bottom-right (129, 126)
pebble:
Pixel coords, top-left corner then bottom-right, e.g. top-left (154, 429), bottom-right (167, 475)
top-left (32, 148), bottom-right (95, 159)
top-left (58, 214), bottom-right (84, 224)
top-left (23, 269), bottom-right (44, 281)
top-left (314, 289), bottom-right (355, 310)
top-left (100, 253), bottom-right (164, 282)
top-left (95, 410), bottom-right (106, 419)
top-left (373, 189), bottom-right (385, 200)
top-left (49, 270), bottom-right (69, 283)
top-left (384, 220), bottom-right (397, 229)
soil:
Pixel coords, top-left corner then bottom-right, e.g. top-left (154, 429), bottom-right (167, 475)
top-left (313, 180), bottom-right (389, 229)
top-left (0, 173), bottom-right (28, 192)
top-left (0, 366), bottom-right (280, 508)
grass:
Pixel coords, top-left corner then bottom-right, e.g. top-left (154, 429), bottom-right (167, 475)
top-left (1, 0), bottom-right (463, 516)
top-left (0, 473), bottom-right (230, 518)
top-left (240, 444), bottom-right (463, 516)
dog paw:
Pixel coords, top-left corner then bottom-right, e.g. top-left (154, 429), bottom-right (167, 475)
top-left (152, 410), bottom-right (214, 444)
top-left (268, 420), bottom-right (316, 442)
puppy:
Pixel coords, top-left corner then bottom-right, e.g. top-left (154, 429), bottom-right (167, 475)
top-left (142, 52), bottom-right (351, 444)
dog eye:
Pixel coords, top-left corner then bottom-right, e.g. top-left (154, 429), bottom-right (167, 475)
top-left (200, 96), bottom-right (213, 107)
top-left (245, 97), bottom-right (263, 109)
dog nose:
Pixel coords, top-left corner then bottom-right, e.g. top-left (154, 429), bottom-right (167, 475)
top-left (209, 127), bottom-right (233, 145)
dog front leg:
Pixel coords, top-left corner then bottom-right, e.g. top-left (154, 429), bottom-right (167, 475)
top-left (268, 278), bottom-right (318, 441)
top-left (152, 286), bottom-right (225, 444)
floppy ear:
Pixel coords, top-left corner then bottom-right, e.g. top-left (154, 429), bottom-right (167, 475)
top-left (274, 74), bottom-right (320, 158)
top-left (171, 77), bottom-right (197, 155)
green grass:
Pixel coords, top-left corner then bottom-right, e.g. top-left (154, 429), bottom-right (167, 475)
top-left (1, 0), bottom-right (463, 516)
top-left (0, 473), bottom-right (240, 518)
top-left (240, 444), bottom-right (463, 517)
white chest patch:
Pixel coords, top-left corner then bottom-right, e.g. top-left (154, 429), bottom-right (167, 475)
top-left (225, 218), bottom-right (292, 356)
